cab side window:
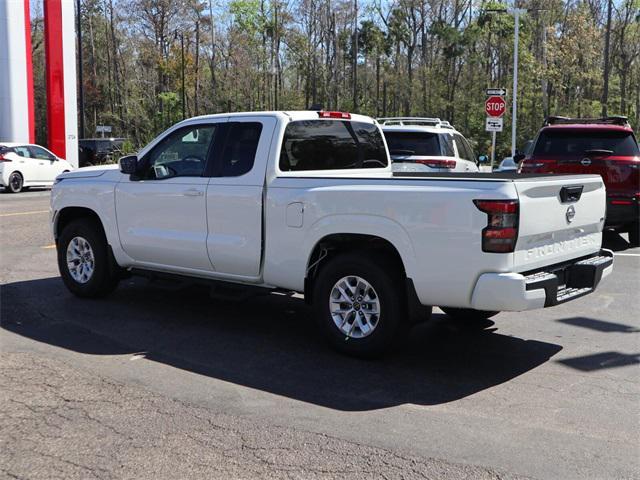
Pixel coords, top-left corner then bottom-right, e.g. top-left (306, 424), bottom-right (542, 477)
top-left (219, 122), bottom-right (262, 177)
top-left (142, 125), bottom-right (215, 180)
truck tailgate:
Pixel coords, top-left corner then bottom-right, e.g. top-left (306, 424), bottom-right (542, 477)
top-left (514, 175), bottom-right (606, 272)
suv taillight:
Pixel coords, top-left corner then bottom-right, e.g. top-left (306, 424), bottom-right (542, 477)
top-left (474, 199), bottom-right (519, 253)
top-left (0, 153), bottom-right (11, 162)
top-left (415, 158), bottom-right (456, 169)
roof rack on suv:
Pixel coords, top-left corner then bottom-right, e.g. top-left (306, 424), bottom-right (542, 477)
top-left (544, 115), bottom-right (629, 127)
top-left (377, 117), bottom-right (454, 128)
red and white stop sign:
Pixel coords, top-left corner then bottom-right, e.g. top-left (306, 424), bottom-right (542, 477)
top-left (485, 96), bottom-right (506, 117)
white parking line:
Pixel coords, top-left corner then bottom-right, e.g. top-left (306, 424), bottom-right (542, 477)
top-left (0, 210), bottom-right (49, 217)
top-left (614, 253), bottom-right (640, 257)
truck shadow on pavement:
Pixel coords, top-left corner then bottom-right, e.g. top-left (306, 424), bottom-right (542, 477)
top-left (1, 276), bottom-right (563, 411)
top-left (602, 230), bottom-right (634, 252)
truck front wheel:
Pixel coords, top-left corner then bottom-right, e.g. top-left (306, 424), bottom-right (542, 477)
top-left (312, 253), bottom-right (407, 358)
top-left (57, 218), bottom-right (119, 298)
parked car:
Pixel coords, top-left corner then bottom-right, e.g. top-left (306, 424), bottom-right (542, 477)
top-left (78, 138), bottom-right (126, 167)
top-left (378, 117), bottom-right (480, 172)
top-left (519, 116), bottom-right (639, 246)
top-left (0, 143), bottom-right (74, 193)
top-left (52, 110), bottom-right (613, 357)
top-left (493, 157), bottom-right (518, 172)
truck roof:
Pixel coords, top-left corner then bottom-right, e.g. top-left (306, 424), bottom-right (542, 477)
top-left (186, 111), bottom-right (376, 124)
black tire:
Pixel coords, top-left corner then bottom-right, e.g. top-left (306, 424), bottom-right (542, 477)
top-left (57, 218), bottom-right (119, 298)
top-left (628, 222), bottom-right (639, 247)
top-left (441, 307), bottom-right (500, 325)
top-left (6, 172), bottom-right (23, 193)
top-left (312, 253), bottom-right (408, 358)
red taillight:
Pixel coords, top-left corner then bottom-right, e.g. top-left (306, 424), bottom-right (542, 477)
top-left (318, 111), bottom-right (351, 119)
top-left (0, 153), bottom-right (11, 162)
top-left (414, 158), bottom-right (457, 169)
top-left (474, 200), bottom-right (518, 214)
top-left (474, 200), bottom-right (519, 253)
top-left (611, 200), bottom-right (633, 205)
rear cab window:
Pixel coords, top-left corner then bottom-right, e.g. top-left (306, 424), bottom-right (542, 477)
top-left (279, 120), bottom-right (387, 172)
top-left (533, 129), bottom-right (640, 157)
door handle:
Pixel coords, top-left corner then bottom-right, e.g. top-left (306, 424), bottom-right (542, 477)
top-left (183, 189), bottom-right (204, 197)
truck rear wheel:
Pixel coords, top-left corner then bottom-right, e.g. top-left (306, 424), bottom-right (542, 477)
top-left (440, 307), bottom-right (499, 326)
top-left (312, 253), bottom-right (407, 358)
top-left (57, 218), bottom-right (119, 298)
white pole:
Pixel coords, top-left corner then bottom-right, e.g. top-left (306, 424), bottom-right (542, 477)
top-left (491, 130), bottom-right (496, 167)
top-left (510, 9), bottom-right (525, 157)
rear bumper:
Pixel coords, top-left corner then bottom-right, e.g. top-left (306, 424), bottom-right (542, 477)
top-left (471, 249), bottom-right (613, 312)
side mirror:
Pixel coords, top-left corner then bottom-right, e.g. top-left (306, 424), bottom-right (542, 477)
top-left (513, 153), bottom-right (525, 163)
top-left (478, 155), bottom-right (488, 163)
top-left (119, 155), bottom-right (138, 174)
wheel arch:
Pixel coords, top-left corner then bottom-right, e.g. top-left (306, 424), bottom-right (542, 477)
top-left (8, 169), bottom-right (24, 182)
top-left (304, 233), bottom-right (409, 304)
top-left (54, 206), bottom-right (106, 241)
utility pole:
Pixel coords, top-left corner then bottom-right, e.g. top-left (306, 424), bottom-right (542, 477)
top-left (541, 16), bottom-right (548, 117)
top-left (602, 0), bottom-right (612, 117)
top-left (76, 0), bottom-right (85, 139)
top-left (180, 32), bottom-right (186, 119)
top-left (484, 7), bottom-right (527, 157)
top-left (209, 0), bottom-right (216, 106)
top-left (352, 0), bottom-right (358, 112)
top-left (274, 0), bottom-right (278, 109)
top-left (510, 8), bottom-right (525, 157)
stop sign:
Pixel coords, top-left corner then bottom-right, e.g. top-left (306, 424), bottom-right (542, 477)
top-left (485, 96), bottom-right (506, 117)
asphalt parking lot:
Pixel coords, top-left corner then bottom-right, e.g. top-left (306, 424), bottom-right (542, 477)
top-left (1, 189), bottom-right (639, 479)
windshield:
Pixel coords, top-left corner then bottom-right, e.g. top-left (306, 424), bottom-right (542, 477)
top-left (533, 130), bottom-right (639, 157)
top-left (384, 132), bottom-right (446, 157)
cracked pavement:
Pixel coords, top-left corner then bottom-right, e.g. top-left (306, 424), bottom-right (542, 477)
top-left (1, 352), bottom-right (515, 480)
top-left (1, 190), bottom-right (639, 479)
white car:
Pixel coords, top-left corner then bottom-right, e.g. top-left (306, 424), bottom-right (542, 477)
top-left (0, 143), bottom-right (74, 193)
top-left (378, 117), bottom-right (480, 172)
top-left (51, 110), bottom-right (613, 357)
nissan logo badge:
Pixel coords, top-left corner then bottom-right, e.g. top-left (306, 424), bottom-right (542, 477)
top-left (566, 205), bottom-right (576, 223)
top-left (581, 158), bottom-right (592, 166)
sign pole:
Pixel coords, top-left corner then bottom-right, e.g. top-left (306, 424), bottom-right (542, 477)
top-left (485, 89), bottom-right (505, 168)
top-left (491, 131), bottom-right (496, 167)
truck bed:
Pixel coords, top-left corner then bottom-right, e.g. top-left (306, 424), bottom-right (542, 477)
top-left (392, 172), bottom-right (594, 181)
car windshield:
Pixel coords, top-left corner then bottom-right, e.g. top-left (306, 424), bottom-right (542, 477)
top-left (384, 132), bottom-right (444, 157)
top-left (534, 130), bottom-right (639, 156)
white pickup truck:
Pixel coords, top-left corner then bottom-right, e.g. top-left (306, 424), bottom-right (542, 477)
top-left (51, 110), bottom-right (613, 357)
